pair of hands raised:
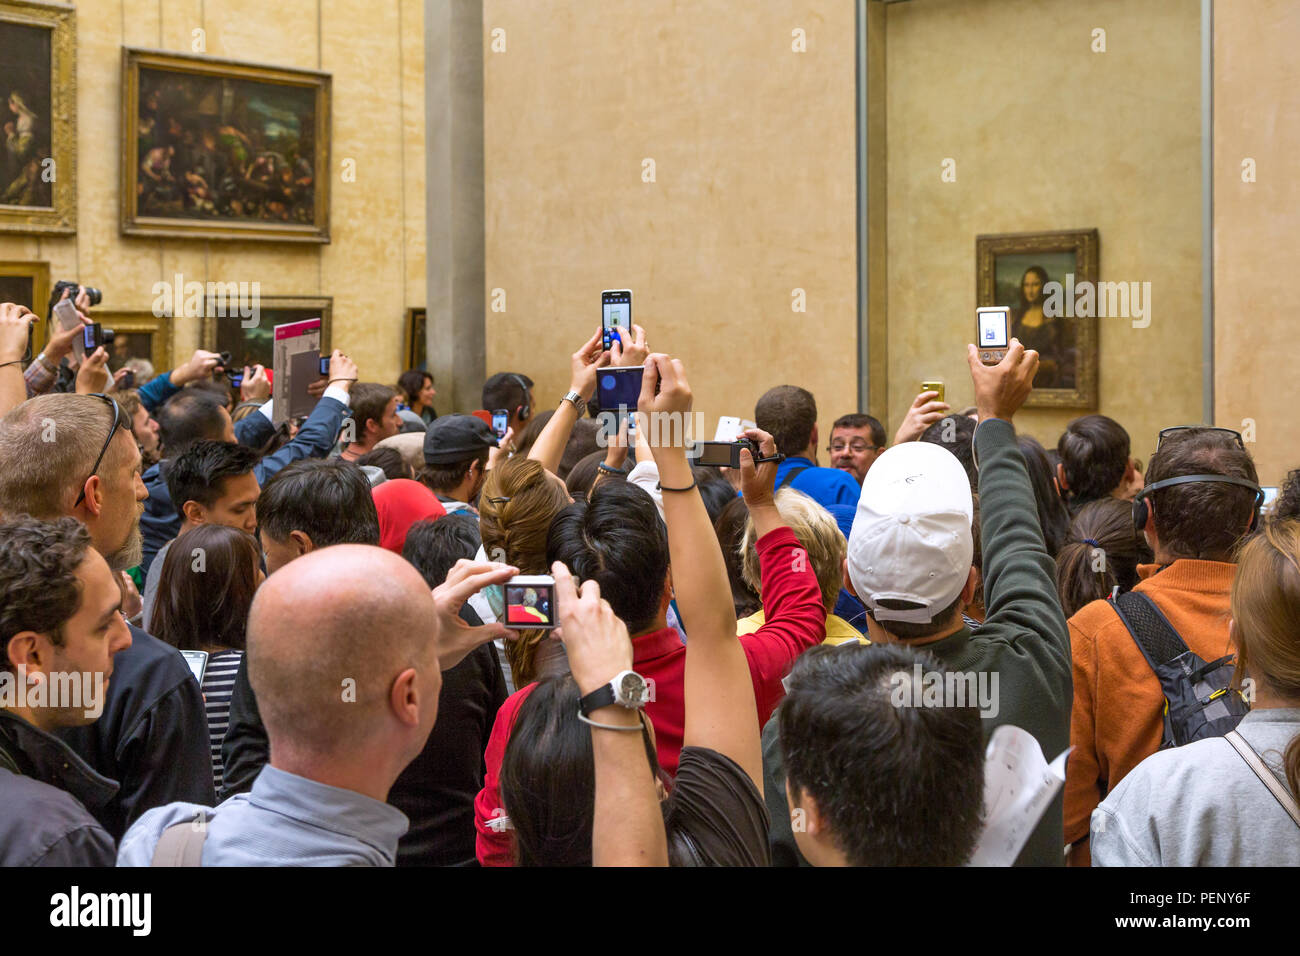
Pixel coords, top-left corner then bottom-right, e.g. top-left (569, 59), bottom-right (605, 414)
top-left (895, 339), bottom-right (1041, 443)
top-left (567, 324), bottom-right (650, 400)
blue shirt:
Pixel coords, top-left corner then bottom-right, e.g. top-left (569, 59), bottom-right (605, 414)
top-left (116, 765), bottom-right (409, 867)
top-left (771, 456), bottom-right (861, 509)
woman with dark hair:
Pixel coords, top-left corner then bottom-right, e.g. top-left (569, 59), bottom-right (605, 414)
top-left (150, 523), bottom-right (263, 792)
top-left (1054, 497), bottom-right (1151, 618)
top-left (396, 369), bottom-right (437, 425)
top-left (1010, 265), bottom-right (1066, 388)
top-left (715, 495), bottom-right (761, 619)
top-left (1017, 434), bottom-right (1071, 558)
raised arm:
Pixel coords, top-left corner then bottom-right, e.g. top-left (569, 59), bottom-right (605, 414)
top-left (641, 354), bottom-right (761, 792)
top-left (553, 561), bottom-right (667, 867)
top-left (0, 303), bottom-right (34, 416)
top-left (527, 328), bottom-right (609, 474)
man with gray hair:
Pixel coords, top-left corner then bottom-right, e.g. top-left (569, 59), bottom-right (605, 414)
top-left (117, 545), bottom-right (517, 865)
top-left (0, 392), bottom-right (214, 837)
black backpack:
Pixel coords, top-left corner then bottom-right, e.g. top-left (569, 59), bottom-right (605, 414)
top-left (1109, 590), bottom-right (1250, 749)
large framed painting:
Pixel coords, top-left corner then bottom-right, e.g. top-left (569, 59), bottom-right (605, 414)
top-left (976, 229), bottom-right (1099, 409)
top-left (91, 311), bottom-right (172, 378)
top-left (121, 48), bottom-right (330, 243)
top-left (0, 0), bottom-right (75, 235)
top-left (0, 258), bottom-right (49, 351)
top-left (201, 295), bottom-right (332, 371)
top-left (403, 307), bottom-right (426, 372)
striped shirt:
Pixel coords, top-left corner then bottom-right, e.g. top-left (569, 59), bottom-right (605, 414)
top-left (201, 650), bottom-right (243, 793)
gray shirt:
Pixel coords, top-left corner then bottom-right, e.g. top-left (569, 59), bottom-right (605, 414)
top-left (116, 764), bottom-right (409, 866)
top-left (1092, 709), bottom-right (1300, 866)
top-left (141, 537), bottom-right (173, 633)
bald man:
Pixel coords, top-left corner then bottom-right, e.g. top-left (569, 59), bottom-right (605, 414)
top-left (116, 545), bottom-right (516, 866)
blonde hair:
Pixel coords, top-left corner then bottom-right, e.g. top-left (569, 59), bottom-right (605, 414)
top-left (479, 456), bottom-right (570, 685)
top-left (1231, 518), bottom-right (1300, 797)
top-left (740, 488), bottom-right (846, 613)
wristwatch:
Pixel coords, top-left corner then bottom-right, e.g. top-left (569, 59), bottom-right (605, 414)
top-left (579, 670), bottom-right (651, 716)
top-left (562, 389), bottom-right (586, 415)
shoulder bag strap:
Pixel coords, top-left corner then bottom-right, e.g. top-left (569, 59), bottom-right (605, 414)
top-left (1224, 731), bottom-right (1300, 828)
top-left (777, 466), bottom-right (809, 490)
top-left (151, 816), bottom-right (210, 866)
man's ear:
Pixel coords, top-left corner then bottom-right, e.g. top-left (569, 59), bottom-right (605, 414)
top-left (1143, 499), bottom-right (1158, 536)
top-left (289, 529), bottom-right (313, 558)
top-left (1056, 462), bottom-right (1070, 492)
top-left (961, 565), bottom-right (979, 605)
top-left (389, 667), bottom-right (421, 728)
top-left (810, 423), bottom-right (819, 451)
top-left (841, 558), bottom-right (857, 598)
top-left (181, 499), bottom-right (206, 525)
top-left (785, 780), bottom-right (827, 838)
top-left (5, 632), bottom-right (42, 672)
top-left (78, 475), bottom-right (104, 519)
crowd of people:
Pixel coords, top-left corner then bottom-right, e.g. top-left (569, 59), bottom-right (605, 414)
top-left (0, 287), bottom-right (1297, 868)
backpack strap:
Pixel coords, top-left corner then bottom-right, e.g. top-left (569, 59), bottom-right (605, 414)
top-left (1110, 591), bottom-right (1191, 671)
top-left (777, 466), bottom-right (809, 490)
top-left (1224, 731), bottom-right (1300, 828)
top-left (151, 816), bottom-right (210, 866)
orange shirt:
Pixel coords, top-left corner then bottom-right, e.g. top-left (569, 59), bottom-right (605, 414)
top-left (1065, 560), bottom-right (1236, 863)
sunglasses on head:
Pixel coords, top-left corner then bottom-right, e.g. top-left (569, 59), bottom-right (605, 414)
top-left (74, 393), bottom-right (128, 507)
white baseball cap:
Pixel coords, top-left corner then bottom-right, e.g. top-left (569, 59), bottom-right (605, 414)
top-left (847, 441), bottom-right (974, 624)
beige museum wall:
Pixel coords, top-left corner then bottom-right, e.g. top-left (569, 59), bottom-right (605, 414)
top-left (884, 0), bottom-right (1203, 464)
top-left (1213, 0), bottom-right (1300, 489)
top-left (0, 0), bottom-right (425, 387)
top-left (482, 0), bottom-right (858, 446)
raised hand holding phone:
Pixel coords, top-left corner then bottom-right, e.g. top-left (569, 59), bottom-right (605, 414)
top-left (893, 388), bottom-right (952, 445)
top-left (967, 337), bottom-right (1038, 423)
top-left (609, 322), bottom-right (648, 367)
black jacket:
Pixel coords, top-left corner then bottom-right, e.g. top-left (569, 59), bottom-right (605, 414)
top-left (223, 606), bottom-right (507, 865)
top-left (59, 624), bottom-right (216, 839)
top-left (0, 710), bottom-right (118, 866)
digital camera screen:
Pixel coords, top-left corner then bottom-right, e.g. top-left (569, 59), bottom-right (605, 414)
top-left (977, 308), bottom-right (1009, 348)
top-left (597, 366), bottom-right (643, 413)
top-left (505, 584), bottom-right (553, 626)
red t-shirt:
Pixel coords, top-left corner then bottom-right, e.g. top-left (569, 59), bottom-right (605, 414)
top-left (473, 525), bottom-right (825, 866)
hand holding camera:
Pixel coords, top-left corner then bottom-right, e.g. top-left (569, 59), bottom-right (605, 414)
top-left (736, 427), bottom-right (780, 509)
top-left (240, 364), bottom-right (271, 402)
top-left (432, 557), bottom-right (519, 671)
top-left (967, 337), bottom-right (1038, 423)
top-left (551, 561), bottom-right (635, 702)
top-left (326, 349), bottom-right (358, 393)
top-left (75, 347), bottom-right (111, 394)
top-left (893, 388), bottom-right (952, 444)
top-left (0, 302), bottom-right (35, 364)
top-left (570, 327), bottom-right (611, 402)
top-left (170, 349), bottom-right (222, 387)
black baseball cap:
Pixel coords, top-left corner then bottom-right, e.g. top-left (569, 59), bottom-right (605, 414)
top-left (423, 414), bottom-right (499, 465)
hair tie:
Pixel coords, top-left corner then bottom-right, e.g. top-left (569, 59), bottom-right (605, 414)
top-left (1083, 538), bottom-right (1100, 547)
top-left (487, 495), bottom-right (511, 504)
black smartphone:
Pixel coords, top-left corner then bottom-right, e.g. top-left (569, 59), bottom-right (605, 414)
top-left (491, 409), bottom-right (509, 439)
top-left (601, 289), bottom-right (631, 351)
top-left (120, 369), bottom-right (136, 389)
top-left (597, 366), bottom-right (643, 414)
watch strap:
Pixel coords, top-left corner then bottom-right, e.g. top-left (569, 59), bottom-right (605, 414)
top-left (563, 390), bottom-right (586, 414)
top-left (579, 683), bottom-right (616, 716)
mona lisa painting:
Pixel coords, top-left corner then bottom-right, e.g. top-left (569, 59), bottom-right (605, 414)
top-left (976, 229), bottom-right (1099, 409)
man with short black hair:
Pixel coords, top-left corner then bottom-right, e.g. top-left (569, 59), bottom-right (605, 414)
top-left (339, 383), bottom-right (401, 461)
top-left (920, 413), bottom-right (978, 490)
top-left (779, 643), bottom-right (985, 866)
top-left (482, 371), bottom-right (534, 438)
top-left (828, 413), bottom-right (885, 484)
top-left (419, 414), bottom-right (498, 515)
top-left (1065, 426), bottom-right (1261, 865)
top-left (141, 440), bottom-right (262, 629)
top-left (221, 458), bottom-right (383, 796)
top-left (0, 393), bottom-right (215, 837)
top-left (1056, 414), bottom-right (1140, 513)
top-left (141, 359), bottom-right (355, 573)
top-left (0, 516), bottom-right (126, 866)
top-left (755, 385), bottom-right (860, 508)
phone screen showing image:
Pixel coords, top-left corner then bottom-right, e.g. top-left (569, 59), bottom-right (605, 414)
top-left (602, 290), bottom-right (631, 350)
top-left (977, 307), bottom-right (1009, 348)
top-left (492, 410), bottom-right (508, 439)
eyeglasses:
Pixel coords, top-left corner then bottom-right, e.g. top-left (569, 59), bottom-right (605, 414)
top-left (828, 441), bottom-right (879, 454)
top-left (1156, 426), bottom-right (1245, 452)
top-left (74, 393), bottom-right (128, 507)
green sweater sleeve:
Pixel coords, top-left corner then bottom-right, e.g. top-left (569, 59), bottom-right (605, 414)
top-left (972, 417), bottom-right (1071, 674)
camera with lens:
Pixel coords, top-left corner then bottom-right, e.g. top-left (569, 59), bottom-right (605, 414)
top-left (53, 280), bottom-right (103, 308)
top-left (82, 322), bottom-right (115, 352)
top-left (691, 437), bottom-right (765, 469)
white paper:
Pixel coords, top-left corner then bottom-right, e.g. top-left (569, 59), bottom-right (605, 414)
top-left (968, 725), bottom-right (1071, 867)
top-left (713, 416), bottom-right (756, 442)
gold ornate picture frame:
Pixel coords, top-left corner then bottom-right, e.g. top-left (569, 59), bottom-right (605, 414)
top-left (121, 47), bottom-right (331, 243)
top-left (0, 259), bottom-right (50, 351)
top-left (976, 229), bottom-right (1100, 409)
top-left (201, 295), bottom-right (332, 371)
top-left (90, 310), bottom-right (173, 376)
top-left (0, 0), bottom-right (76, 235)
